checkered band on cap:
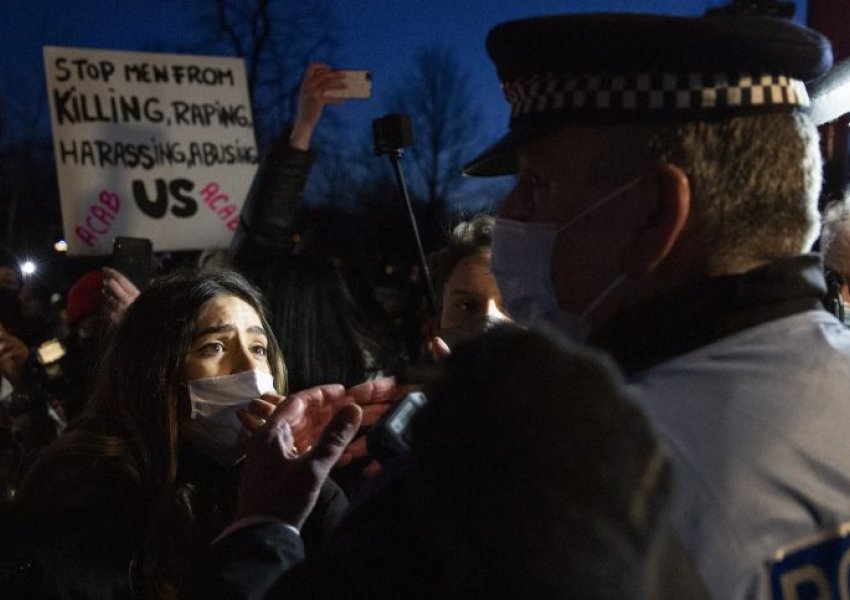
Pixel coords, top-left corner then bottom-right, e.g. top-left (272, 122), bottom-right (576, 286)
top-left (503, 72), bottom-right (810, 118)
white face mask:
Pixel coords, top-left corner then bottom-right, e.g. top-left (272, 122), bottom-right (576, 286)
top-left (491, 176), bottom-right (642, 341)
top-left (181, 369), bottom-right (276, 467)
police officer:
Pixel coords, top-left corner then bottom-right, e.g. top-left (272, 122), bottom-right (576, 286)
top-left (463, 13), bottom-right (850, 600)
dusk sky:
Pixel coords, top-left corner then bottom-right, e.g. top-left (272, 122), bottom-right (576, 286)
top-left (0, 0), bottom-right (809, 146)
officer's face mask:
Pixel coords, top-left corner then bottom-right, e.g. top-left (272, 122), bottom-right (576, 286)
top-left (180, 369), bottom-right (276, 467)
top-left (491, 175), bottom-right (643, 341)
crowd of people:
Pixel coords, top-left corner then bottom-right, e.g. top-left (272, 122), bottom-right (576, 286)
top-left (2, 9), bottom-right (850, 600)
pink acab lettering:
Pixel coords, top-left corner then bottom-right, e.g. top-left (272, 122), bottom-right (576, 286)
top-left (75, 189), bottom-right (121, 248)
top-left (200, 182), bottom-right (242, 232)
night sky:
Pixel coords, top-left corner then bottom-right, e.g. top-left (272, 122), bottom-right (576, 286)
top-left (0, 0), bottom-right (809, 146)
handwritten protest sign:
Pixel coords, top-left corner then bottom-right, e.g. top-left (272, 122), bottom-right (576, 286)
top-left (43, 46), bottom-right (258, 255)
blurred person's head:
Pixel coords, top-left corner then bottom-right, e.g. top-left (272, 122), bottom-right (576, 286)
top-left (430, 214), bottom-right (509, 346)
top-left (410, 325), bottom-right (669, 597)
top-left (64, 270), bottom-right (106, 339)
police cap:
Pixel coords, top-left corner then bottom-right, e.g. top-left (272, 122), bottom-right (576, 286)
top-left (808, 56), bottom-right (850, 126)
top-left (463, 13), bottom-right (833, 176)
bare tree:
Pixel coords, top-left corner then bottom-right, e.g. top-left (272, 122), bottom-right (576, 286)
top-left (382, 45), bottom-right (485, 217)
top-left (194, 0), bottom-right (340, 148)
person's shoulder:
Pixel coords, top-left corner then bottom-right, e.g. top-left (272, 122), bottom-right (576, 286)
top-left (20, 448), bottom-right (143, 522)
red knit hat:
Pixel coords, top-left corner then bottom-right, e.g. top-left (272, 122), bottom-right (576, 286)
top-left (65, 271), bottom-right (105, 325)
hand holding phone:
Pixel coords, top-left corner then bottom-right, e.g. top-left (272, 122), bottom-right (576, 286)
top-left (102, 267), bottom-right (142, 325)
top-left (325, 70), bottom-right (372, 99)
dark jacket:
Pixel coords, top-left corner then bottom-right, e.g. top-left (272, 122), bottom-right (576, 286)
top-left (0, 443), bottom-right (347, 599)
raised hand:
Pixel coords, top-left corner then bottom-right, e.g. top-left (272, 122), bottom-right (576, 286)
top-left (235, 394), bottom-right (362, 528)
top-left (289, 63), bottom-right (347, 151)
top-left (102, 266), bottom-right (141, 324)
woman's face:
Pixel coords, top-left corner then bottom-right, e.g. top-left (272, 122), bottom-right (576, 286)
top-left (183, 295), bottom-right (272, 381)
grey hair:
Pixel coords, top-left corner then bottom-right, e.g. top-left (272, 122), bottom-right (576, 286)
top-left (650, 112), bottom-right (822, 274)
top-left (821, 199), bottom-right (850, 274)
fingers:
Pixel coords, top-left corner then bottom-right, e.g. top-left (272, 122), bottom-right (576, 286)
top-left (338, 435), bottom-right (368, 466)
top-left (428, 336), bottom-right (452, 361)
top-left (307, 404), bottom-right (363, 473)
top-left (237, 396), bottom-right (280, 432)
top-left (360, 402), bottom-right (392, 427)
top-left (303, 63), bottom-right (330, 79)
top-left (268, 394), bottom-right (308, 429)
top-left (237, 408), bottom-right (266, 432)
top-left (303, 65), bottom-right (345, 93)
top-left (347, 376), bottom-right (397, 405)
top-left (102, 267), bottom-right (141, 304)
top-left (287, 383), bottom-right (347, 411)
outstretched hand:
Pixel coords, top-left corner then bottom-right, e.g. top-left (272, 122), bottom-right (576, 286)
top-left (238, 377), bottom-right (410, 471)
top-left (239, 378), bottom-right (399, 450)
top-left (235, 394), bottom-right (362, 529)
top-left (289, 63), bottom-right (347, 151)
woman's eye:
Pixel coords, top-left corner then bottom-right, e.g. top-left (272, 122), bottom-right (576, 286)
top-left (252, 345), bottom-right (268, 357)
top-left (455, 299), bottom-right (480, 314)
top-left (200, 342), bottom-right (225, 355)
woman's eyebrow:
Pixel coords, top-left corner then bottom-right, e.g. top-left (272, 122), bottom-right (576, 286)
top-left (247, 325), bottom-right (267, 337)
top-left (191, 324), bottom-right (268, 340)
top-left (191, 324), bottom-right (235, 340)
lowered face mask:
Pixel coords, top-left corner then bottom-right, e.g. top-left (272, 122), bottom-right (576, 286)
top-left (490, 176), bottom-right (642, 342)
top-left (181, 369), bottom-right (276, 468)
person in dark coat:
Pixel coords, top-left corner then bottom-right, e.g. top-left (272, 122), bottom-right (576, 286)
top-left (1, 269), bottom-right (347, 599)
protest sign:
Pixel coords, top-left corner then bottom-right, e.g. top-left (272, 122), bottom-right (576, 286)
top-left (43, 46), bottom-right (258, 255)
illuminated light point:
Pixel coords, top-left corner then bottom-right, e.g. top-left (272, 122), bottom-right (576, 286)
top-left (54, 240), bottom-right (68, 252)
top-left (21, 261), bottom-right (36, 276)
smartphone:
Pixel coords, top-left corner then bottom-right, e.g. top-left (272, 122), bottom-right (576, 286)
top-left (326, 70), bottom-right (372, 99)
top-left (112, 236), bottom-right (153, 291)
top-left (36, 338), bottom-right (66, 365)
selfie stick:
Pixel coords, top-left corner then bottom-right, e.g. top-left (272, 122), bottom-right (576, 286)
top-left (372, 114), bottom-right (438, 316)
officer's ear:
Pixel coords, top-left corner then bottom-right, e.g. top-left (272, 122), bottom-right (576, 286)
top-left (621, 163), bottom-right (690, 276)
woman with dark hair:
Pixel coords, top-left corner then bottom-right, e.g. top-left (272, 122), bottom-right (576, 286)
top-left (232, 64), bottom-right (402, 393)
top-left (248, 253), bottom-right (394, 392)
top-left (2, 269), bottom-right (346, 599)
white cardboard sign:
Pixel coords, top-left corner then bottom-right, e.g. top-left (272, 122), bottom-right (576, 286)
top-left (44, 46), bottom-right (258, 255)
